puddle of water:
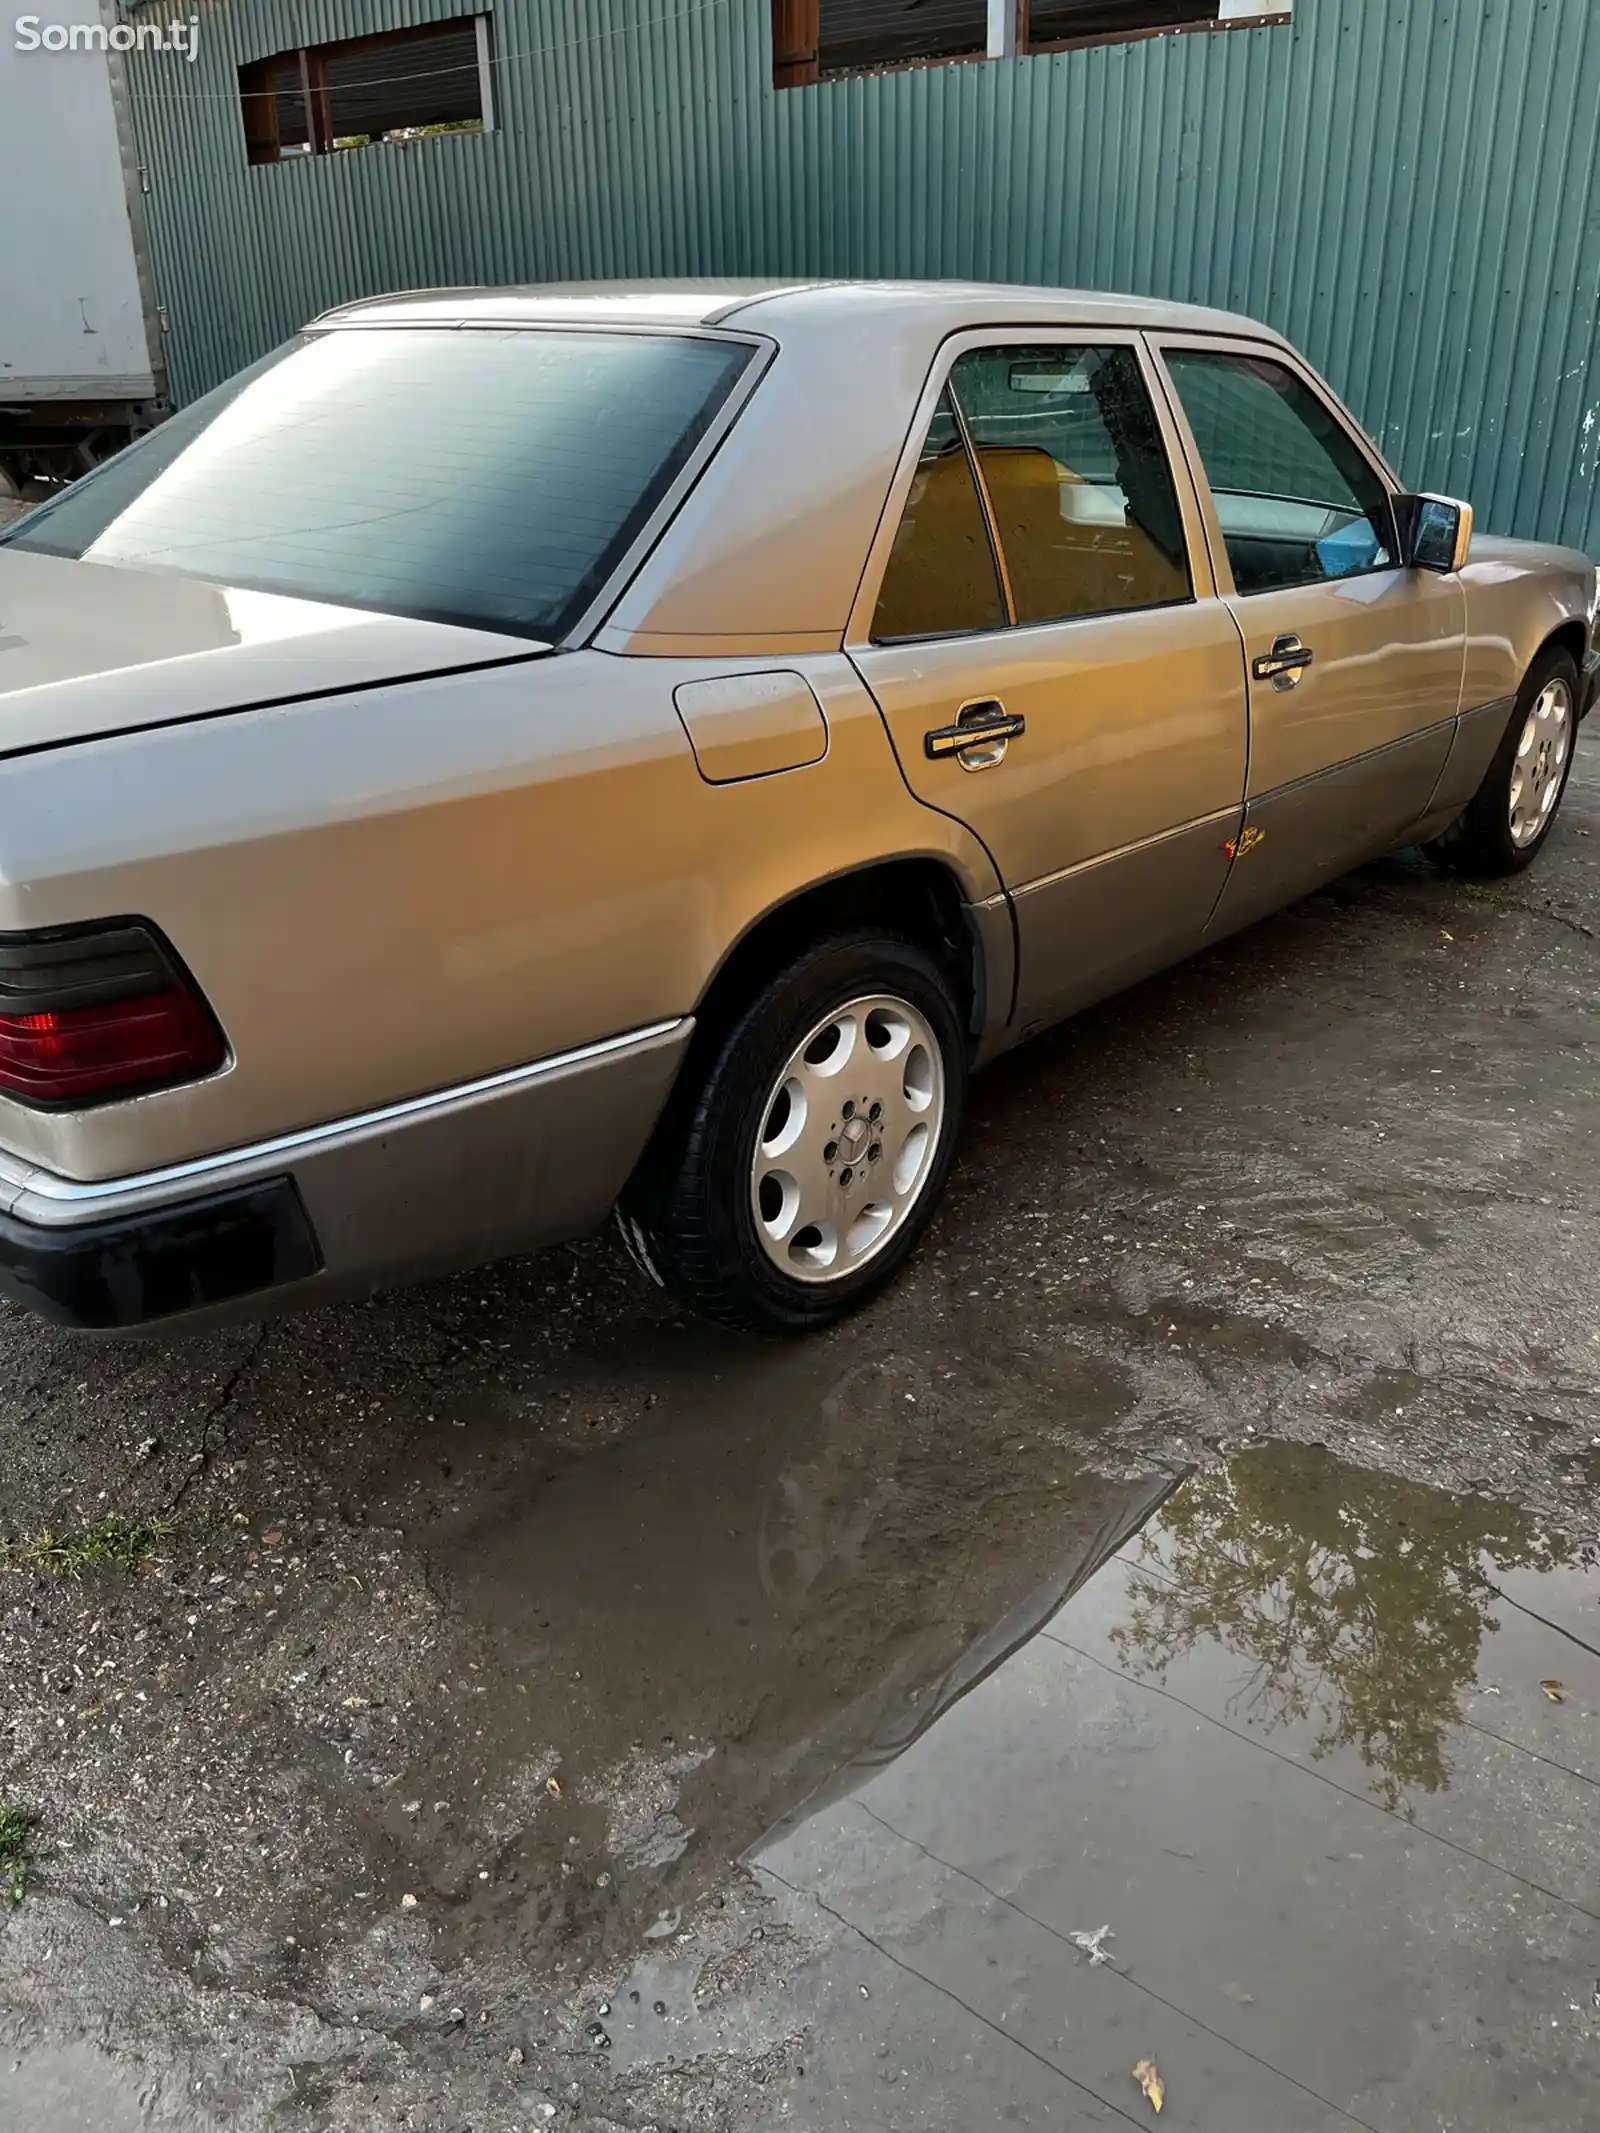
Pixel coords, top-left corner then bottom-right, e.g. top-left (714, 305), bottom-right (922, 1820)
top-left (597, 1440), bottom-right (1600, 2133)
top-left (723, 1436), bottom-right (1600, 1859)
top-left (0, 2029), bottom-right (212, 2133)
top-left (330, 1340), bottom-right (1151, 1974)
top-left (12, 1419), bottom-right (1600, 2128)
top-left (1110, 1439), bottom-right (1597, 1809)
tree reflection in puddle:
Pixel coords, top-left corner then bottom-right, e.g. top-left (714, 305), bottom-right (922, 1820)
top-left (1111, 1440), bottom-right (1583, 1811)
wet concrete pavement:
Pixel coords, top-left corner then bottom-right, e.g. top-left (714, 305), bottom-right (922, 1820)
top-left (2, 729), bottom-right (1600, 2128)
top-left (737, 1443), bottom-right (1600, 2130)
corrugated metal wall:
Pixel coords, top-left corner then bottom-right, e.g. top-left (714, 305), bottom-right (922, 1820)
top-left (126, 0), bottom-right (1600, 551)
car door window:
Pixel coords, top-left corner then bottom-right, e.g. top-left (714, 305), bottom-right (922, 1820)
top-left (1164, 348), bottom-right (1397, 596)
top-left (948, 345), bottom-right (1191, 626)
top-left (871, 390), bottom-right (1007, 643)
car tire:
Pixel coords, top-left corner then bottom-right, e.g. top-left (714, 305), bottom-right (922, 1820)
top-left (618, 930), bottom-right (968, 1336)
top-left (1426, 645), bottom-right (1580, 877)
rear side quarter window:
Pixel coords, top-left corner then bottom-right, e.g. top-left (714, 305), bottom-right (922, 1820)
top-left (871, 390), bottom-right (1008, 643)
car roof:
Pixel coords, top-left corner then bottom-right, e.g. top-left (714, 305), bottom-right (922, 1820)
top-left (312, 278), bottom-right (1275, 342)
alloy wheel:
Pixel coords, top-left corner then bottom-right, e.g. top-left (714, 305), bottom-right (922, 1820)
top-left (748, 993), bottom-right (946, 1284)
top-left (1509, 677), bottom-right (1573, 847)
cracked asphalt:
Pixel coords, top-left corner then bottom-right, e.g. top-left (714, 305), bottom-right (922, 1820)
top-left (1, 728), bottom-right (1598, 2129)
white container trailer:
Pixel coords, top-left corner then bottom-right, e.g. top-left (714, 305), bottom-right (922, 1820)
top-left (0, 3), bottom-right (167, 488)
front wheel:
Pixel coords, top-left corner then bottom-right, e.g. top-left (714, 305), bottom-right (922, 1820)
top-left (619, 931), bottom-right (968, 1335)
top-left (1427, 646), bottom-right (1579, 876)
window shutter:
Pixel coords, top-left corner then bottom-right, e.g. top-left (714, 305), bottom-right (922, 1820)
top-left (772, 0), bottom-right (820, 86)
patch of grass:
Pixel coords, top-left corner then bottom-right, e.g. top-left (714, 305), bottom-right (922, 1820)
top-left (1455, 882), bottom-right (1515, 908)
top-left (0, 1805), bottom-right (39, 1907)
top-left (10, 1512), bottom-right (173, 1577)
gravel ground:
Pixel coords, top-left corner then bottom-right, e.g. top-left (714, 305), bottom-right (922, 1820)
top-left (1, 727), bottom-right (1598, 2128)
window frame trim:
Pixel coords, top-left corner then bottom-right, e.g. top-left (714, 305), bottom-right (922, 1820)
top-left (948, 382), bottom-right (1018, 627)
top-left (1025, 7), bottom-right (1290, 60)
top-left (847, 324), bottom-right (1218, 652)
top-left (1146, 330), bottom-right (1405, 603)
top-left (772, 2), bottom-right (1292, 90)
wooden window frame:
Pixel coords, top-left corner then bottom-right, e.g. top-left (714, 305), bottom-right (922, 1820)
top-left (1026, 5), bottom-right (1290, 57)
top-left (771, 1), bottom-right (1291, 89)
top-left (238, 56), bottom-right (287, 164)
top-left (240, 14), bottom-right (494, 167)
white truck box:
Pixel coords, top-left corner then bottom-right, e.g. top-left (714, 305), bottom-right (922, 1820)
top-left (0, 0), bottom-right (166, 486)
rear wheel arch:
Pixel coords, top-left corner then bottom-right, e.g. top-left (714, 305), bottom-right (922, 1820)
top-left (629, 860), bottom-right (988, 1204)
top-left (691, 858), bottom-right (984, 1064)
top-left (620, 926), bottom-right (970, 1333)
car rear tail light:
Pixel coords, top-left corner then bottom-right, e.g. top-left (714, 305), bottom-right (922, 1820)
top-left (0, 921), bottom-right (226, 1107)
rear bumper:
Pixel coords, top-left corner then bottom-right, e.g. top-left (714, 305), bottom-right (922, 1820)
top-left (0, 1177), bottom-right (320, 1329)
top-left (0, 1017), bottom-right (691, 1332)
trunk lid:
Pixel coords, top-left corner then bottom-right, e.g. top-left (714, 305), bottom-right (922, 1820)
top-left (0, 548), bottom-right (544, 757)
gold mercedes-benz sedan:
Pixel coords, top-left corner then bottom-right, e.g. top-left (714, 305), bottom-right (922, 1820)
top-left (0, 281), bottom-right (1591, 1335)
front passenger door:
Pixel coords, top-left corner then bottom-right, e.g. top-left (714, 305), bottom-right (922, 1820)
top-left (1155, 339), bottom-right (1466, 934)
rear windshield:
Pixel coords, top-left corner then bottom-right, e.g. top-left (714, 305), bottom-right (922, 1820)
top-left (2, 327), bottom-right (754, 639)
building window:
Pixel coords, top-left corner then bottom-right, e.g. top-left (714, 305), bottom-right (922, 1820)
top-left (240, 16), bottom-right (494, 166)
top-left (1028, 1), bottom-right (1280, 50)
top-left (825, 1), bottom-right (988, 75)
top-left (1028, 1), bottom-right (1221, 46)
top-left (771, 0), bottom-right (1289, 86)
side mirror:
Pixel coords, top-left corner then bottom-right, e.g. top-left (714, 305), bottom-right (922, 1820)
top-left (1394, 492), bottom-right (1473, 574)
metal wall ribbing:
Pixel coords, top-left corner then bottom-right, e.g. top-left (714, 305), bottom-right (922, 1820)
top-left (125, 0), bottom-right (1600, 549)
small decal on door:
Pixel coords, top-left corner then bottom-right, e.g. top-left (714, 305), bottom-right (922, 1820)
top-left (1222, 826), bottom-right (1266, 860)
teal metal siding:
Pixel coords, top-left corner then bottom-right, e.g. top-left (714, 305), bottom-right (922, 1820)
top-left (127, 0), bottom-right (1600, 550)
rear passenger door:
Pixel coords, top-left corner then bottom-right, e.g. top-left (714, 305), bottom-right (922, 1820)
top-left (850, 334), bottom-right (1248, 1038)
top-left (1152, 337), bottom-right (1466, 933)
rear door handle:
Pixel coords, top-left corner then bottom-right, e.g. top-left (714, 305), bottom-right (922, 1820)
top-left (925, 699), bottom-right (1026, 767)
top-left (1252, 634), bottom-right (1314, 690)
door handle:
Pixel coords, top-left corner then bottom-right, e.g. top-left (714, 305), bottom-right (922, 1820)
top-left (925, 699), bottom-right (1026, 768)
top-left (1252, 634), bottom-right (1314, 691)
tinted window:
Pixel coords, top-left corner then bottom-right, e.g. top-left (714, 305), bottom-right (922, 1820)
top-left (1164, 349), bottom-right (1396, 595)
top-left (950, 345), bottom-right (1191, 625)
top-left (871, 391), bottom-right (1006, 643)
top-left (4, 328), bottom-right (752, 640)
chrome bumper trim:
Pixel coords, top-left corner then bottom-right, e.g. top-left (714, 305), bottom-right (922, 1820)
top-left (0, 1018), bottom-right (689, 1222)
